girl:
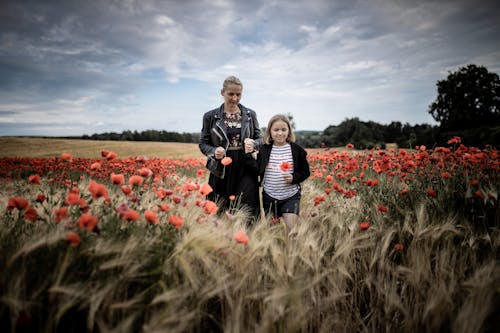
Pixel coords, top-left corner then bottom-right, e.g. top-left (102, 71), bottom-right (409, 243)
top-left (246, 114), bottom-right (310, 233)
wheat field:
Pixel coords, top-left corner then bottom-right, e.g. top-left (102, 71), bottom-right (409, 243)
top-left (0, 136), bottom-right (499, 332)
top-left (0, 137), bottom-right (204, 159)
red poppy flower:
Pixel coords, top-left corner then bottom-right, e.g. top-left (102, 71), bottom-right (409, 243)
top-left (313, 196), bottom-right (325, 206)
top-left (111, 173), bottom-right (125, 186)
top-left (159, 203), bottom-right (170, 212)
top-left (121, 185), bottom-right (132, 195)
top-left (90, 162), bottom-right (101, 170)
top-left (129, 175), bottom-right (144, 186)
top-left (203, 200), bottom-right (218, 215)
top-left (88, 181), bottom-right (109, 201)
top-left (122, 209), bottom-right (139, 222)
top-left (363, 179), bottom-right (379, 187)
top-left (377, 205), bottom-right (388, 213)
top-left (400, 188), bottom-right (409, 196)
top-left (345, 143), bottom-right (354, 149)
top-left (78, 214), bottom-right (98, 231)
top-left (66, 192), bottom-right (81, 205)
top-left (221, 157), bottom-right (232, 166)
top-left (470, 180), bottom-right (479, 187)
top-left (168, 215), bottom-right (183, 229)
top-left (359, 221), bottom-right (370, 231)
top-left (229, 195), bottom-right (236, 201)
top-left (199, 183), bottom-right (213, 196)
top-left (144, 210), bottom-right (159, 224)
top-left (54, 207), bottom-right (69, 222)
top-left (196, 169), bottom-right (205, 178)
top-left (325, 175), bottom-right (333, 183)
top-left (441, 172), bottom-right (452, 179)
top-left (28, 174), bottom-right (41, 185)
top-left (426, 189), bottom-right (437, 197)
top-left (35, 193), bottom-right (46, 203)
top-left (234, 230), bottom-right (249, 245)
top-left (65, 232), bottom-right (81, 247)
top-left (447, 136), bottom-right (461, 145)
top-left (24, 206), bottom-right (38, 222)
top-left (394, 243), bottom-right (404, 251)
top-left (60, 153), bottom-right (73, 162)
top-left (7, 196), bottom-right (29, 211)
top-left (183, 180), bottom-right (199, 192)
top-left (138, 167), bottom-right (153, 177)
top-left (280, 161), bottom-right (292, 172)
top-left (105, 151), bottom-right (117, 160)
top-left (474, 190), bottom-right (484, 199)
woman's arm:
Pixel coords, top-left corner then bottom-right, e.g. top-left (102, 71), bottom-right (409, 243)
top-left (250, 110), bottom-right (263, 151)
top-left (199, 111), bottom-right (216, 156)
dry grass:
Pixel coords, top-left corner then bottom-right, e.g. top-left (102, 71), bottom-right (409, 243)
top-left (0, 137), bottom-right (204, 159)
top-left (1, 180), bottom-right (498, 332)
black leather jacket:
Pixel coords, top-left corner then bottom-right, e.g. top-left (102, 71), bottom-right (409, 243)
top-left (199, 103), bottom-right (262, 177)
top-left (255, 142), bottom-right (310, 186)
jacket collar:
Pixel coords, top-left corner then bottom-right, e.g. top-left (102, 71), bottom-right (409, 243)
top-left (215, 103), bottom-right (249, 119)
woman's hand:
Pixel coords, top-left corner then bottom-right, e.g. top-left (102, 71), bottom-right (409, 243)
top-left (244, 138), bottom-right (254, 153)
top-left (214, 146), bottom-right (226, 159)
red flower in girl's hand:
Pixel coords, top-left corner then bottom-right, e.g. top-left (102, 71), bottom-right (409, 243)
top-left (280, 162), bottom-right (292, 172)
top-left (221, 157), bottom-right (232, 166)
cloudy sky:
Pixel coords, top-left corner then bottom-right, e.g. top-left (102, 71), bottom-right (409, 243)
top-left (1, 0), bottom-right (499, 136)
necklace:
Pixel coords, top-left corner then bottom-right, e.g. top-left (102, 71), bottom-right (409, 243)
top-left (224, 105), bottom-right (240, 114)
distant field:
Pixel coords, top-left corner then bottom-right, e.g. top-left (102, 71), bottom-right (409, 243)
top-left (0, 137), bottom-right (205, 159)
top-left (0, 136), bottom-right (355, 159)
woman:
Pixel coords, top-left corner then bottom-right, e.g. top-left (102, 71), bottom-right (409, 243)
top-left (199, 76), bottom-right (262, 218)
top-left (246, 114), bottom-right (310, 233)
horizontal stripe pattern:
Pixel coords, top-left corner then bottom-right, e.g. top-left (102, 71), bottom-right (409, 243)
top-left (263, 144), bottom-right (299, 200)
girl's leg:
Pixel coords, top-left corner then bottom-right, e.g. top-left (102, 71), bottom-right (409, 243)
top-left (282, 213), bottom-right (298, 235)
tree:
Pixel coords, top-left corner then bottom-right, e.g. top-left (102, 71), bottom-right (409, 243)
top-left (428, 64), bottom-right (500, 132)
top-left (286, 112), bottom-right (296, 130)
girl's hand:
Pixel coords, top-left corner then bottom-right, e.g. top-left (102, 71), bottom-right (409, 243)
top-left (283, 174), bottom-right (293, 184)
top-left (214, 147), bottom-right (226, 159)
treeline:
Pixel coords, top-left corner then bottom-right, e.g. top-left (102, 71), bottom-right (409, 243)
top-left (296, 118), bottom-right (499, 149)
top-left (295, 118), bottom-right (439, 149)
top-left (75, 118), bottom-right (490, 149)
top-left (80, 130), bottom-right (200, 143)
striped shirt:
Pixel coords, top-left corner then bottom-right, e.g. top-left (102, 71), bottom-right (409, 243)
top-left (262, 144), bottom-right (299, 200)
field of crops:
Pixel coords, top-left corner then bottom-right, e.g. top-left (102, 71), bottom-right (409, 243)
top-left (0, 137), bottom-right (499, 332)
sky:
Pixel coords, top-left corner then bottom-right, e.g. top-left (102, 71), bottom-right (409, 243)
top-left (1, 0), bottom-right (500, 136)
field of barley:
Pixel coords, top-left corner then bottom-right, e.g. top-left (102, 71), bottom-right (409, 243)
top-left (0, 136), bottom-right (499, 332)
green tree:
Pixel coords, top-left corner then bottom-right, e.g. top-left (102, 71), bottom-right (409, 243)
top-left (428, 64), bottom-right (500, 132)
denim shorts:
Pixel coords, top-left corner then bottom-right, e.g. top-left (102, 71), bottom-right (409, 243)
top-left (262, 191), bottom-right (301, 217)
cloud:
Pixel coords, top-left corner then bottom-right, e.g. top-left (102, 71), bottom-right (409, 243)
top-left (1, 0), bottom-right (499, 135)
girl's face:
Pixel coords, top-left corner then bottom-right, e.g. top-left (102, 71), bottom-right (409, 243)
top-left (270, 120), bottom-right (289, 146)
top-left (221, 84), bottom-right (242, 108)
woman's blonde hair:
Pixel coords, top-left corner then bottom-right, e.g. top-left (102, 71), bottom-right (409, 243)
top-left (263, 114), bottom-right (296, 145)
top-left (221, 76), bottom-right (243, 92)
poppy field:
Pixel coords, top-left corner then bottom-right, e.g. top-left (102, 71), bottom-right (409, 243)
top-left (1, 137), bottom-right (499, 332)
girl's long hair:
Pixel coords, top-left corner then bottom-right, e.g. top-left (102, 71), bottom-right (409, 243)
top-left (263, 114), bottom-right (296, 145)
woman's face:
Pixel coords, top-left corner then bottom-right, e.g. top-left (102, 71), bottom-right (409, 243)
top-left (221, 84), bottom-right (242, 108)
top-left (270, 120), bottom-right (289, 146)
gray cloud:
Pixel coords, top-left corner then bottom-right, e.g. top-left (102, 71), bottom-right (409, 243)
top-left (1, 0), bottom-right (499, 135)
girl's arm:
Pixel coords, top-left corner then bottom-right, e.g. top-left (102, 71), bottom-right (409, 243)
top-left (292, 146), bottom-right (310, 184)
